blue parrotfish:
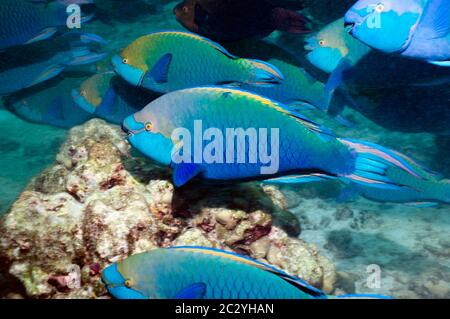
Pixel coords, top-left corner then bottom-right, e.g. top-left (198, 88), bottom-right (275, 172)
top-left (72, 72), bottom-right (159, 125)
top-left (0, 0), bottom-right (94, 50)
top-left (344, 0), bottom-right (450, 66)
top-left (304, 17), bottom-right (372, 109)
top-left (4, 76), bottom-right (93, 129)
top-left (112, 31), bottom-right (284, 93)
top-left (102, 246), bottom-right (391, 299)
top-left (0, 38), bottom-right (107, 96)
top-left (122, 87), bottom-right (450, 205)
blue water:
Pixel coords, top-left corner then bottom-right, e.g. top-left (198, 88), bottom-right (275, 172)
top-left (0, 0), bottom-right (449, 299)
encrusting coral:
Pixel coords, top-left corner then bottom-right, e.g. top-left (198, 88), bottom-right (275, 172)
top-left (0, 119), bottom-right (336, 298)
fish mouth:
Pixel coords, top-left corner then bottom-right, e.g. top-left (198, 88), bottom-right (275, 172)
top-left (121, 123), bottom-right (132, 137)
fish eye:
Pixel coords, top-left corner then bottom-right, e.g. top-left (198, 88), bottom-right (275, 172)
top-left (124, 279), bottom-right (132, 288)
top-left (375, 3), bottom-right (384, 12)
top-left (123, 58), bottom-right (128, 64)
top-left (80, 90), bottom-right (86, 97)
top-left (145, 122), bottom-right (153, 131)
top-left (182, 6), bottom-right (189, 13)
top-left (319, 40), bottom-right (325, 46)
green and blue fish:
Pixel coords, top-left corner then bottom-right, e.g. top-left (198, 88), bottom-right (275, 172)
top-left (122, 87), bottom-right (450, 205)
top-left (72, 72), bottom-right (159, 125)
top-left (345, 0), bottom-right (450, 66)
top-left (4, 76), bottom-right (93, 129)
top-left (0, 33), bottom-right (107, 96)
top-left (0, 0), bottom-right (94, 50)
top-left (112, 31), bottom-right (284, 93)
top-left (102, 246), bottom-right (390, 299)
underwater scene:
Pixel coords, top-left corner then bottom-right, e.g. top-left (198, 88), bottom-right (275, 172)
top-left (0, 0), bottom-right (449, 300)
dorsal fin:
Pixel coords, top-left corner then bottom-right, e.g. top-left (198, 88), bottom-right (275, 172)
top-left (153, 31), bottom-right (238, 59)
top-left (169, 246), bottom-right (326, 297)
top-left (227, 87), bottom-right (335, 138)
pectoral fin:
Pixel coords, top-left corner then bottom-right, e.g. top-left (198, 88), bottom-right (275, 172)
top-left (148, 53), bottom-right (172, 83)
top-left (175, 283), bottom-right (207, 299)
top-left (324, 59), bottom-right (352, 110)
top-left (172, 162), bottom-right (202, 187)
top-left (263, 173), bottom-right (336, 184)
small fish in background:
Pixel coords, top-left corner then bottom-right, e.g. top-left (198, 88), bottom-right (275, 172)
top-left (305, 18), bottom-right (371, 74)
top-left (72, 72), bottom-right (160, 125)
top-left (345, 0), bottom-right (450, 67)
top-left (173, 0), bottom-right (312, 43)
top-left (0, 48), bottom-right (107, 97)
top-left (102, 246), bottom-right (391, 299)
top-left (4, 76), bottom-right (94, 129)
top-left (122, 86), bottom-right (450, 206)
top-left (303, 17), bottom-right (450, 127)
top-left (112, 31), bottom-right (284, 93)
top-left (0, 0), bottom-right (94, 50)
top-left (304, 17), bottom-right (372, 110)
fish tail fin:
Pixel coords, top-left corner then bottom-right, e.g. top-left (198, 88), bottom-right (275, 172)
top-left (339, 138), bottom-right (426, 191)
top-left (65, 47), bottom-right (107, 66)
top-left (271, 7), bottom-right (312, 34)
top-left (245, 59), bottom-right (284, 87)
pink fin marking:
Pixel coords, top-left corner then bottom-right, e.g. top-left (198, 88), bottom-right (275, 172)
top-left (343, 140), bottom-right (420, 178)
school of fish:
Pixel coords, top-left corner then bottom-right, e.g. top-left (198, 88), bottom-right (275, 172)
top-left (1, 0), bottom-right (449, 299)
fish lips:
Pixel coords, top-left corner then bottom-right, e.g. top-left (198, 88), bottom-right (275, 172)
top-left (112, 55), bottom-right (145, 87)
top-left (101, 264), bottom-right (147, 299)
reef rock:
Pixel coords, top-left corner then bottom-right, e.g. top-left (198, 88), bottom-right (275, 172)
top-left (0, 119), bottom-right (336, 298)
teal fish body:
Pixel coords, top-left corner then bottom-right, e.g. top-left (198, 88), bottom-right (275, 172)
top-left (102, 247), bottom-right (392, 299)
top-left (4, 76), bottom-right (93, 129)
top-left (242, 59), bottom-right (329, 110)
top-left (112, 31), bottom-right (284, 93)
top-left (123, 87), bottom-right (356, 186)
top-left (124, 87), bottom-right (450, 205)
top-left (72, 73), bottom-right (159, 125)
top-left (345, 0), bottom-right (450, 65)
top-left (102, 247), bottom-right (324, 299)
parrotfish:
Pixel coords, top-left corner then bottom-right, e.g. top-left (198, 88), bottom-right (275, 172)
top-left (0, 36), bottom-right (107, 96)
top-left (304, 17), bottom-right (371, 109)
top-left (72, 72), bottom-right (159, 125)
top-left (0, 0), bottom-right (94, 50)
top-left (344, 0), bottom-right (450, 66)
top-left (174, 0), bottom-right (311, 43)
top-left (305, 18), bottom-right (371, 74)
top-left (112, 31), bottom-right (284, 93)
top-left (122, 87), bottom-right (450, 205)
top-left (4, 76), bottom-right (93, 129)
top-left (304, 17), bottom-right (450, 126)
top-left (102, 246), bottom-right (390, 299)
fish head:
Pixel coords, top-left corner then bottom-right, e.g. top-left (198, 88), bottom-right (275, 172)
top-left (102, 263), bottom-right (147, 299)
top-left (174, 1), bottom-right (200, 33)
top-left (122, 101), bottom-right (175, 166)
top-left (344, 0), bottom-right (424, 53)
top-left (112, 39), bottom-right (151, 87)
top-left (304, 19), bottom-right (349, 73)
top-left (72, 73), bottom-right (115, 114)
